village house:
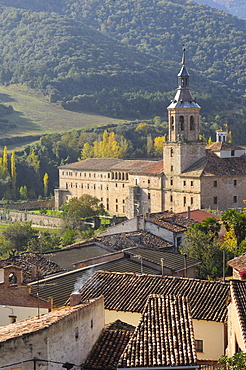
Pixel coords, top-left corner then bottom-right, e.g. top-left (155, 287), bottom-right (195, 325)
top-left (0, 296), bottom-right (104, 370)
top-left (0, 265), bottom-right (50, 326)
top-left (227, 253), bottom-right (246, 280)
top-left (83, 295), bottom-right (198, 370)
top-left (76, 271), bottom-right (229, 362)
top-left (55, 50), bottom-right (246, 216)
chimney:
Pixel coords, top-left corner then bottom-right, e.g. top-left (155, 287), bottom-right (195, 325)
top-left (70, 292), bottom-right (81, 307)
top-left (187, 206), bottom-right (190, 219)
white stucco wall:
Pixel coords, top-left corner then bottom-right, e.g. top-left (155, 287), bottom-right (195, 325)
top-left (0, 297), bottom-right (104, 370)
top-left (193, 319), bottom-right (225, 360)
top-left (227, 300), bottom-right (246, 356)
top-left (0, 306), bottom-right (48, 326)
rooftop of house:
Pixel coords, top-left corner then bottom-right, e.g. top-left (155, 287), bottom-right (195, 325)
top-left (43, 244), bottom-right (112, 271)
top-left (123, 247), bottom-right (200, 272)
top-left (182, 150), bottom-right (246, 178)
top-left (0, 252), bottom-right (65, 284)
top-left (59, 158), bottom-right (163, 176)
top-left (230, 280), bottom-right (246, 345)
top-left (178, 209), bottom-right (220, 223)
top-left (118, 294), bottom-right (197, 368)
top-left (148, 211), bottom-right (196, 232)
top-left (78, 271), bottom-right (229, 322)
top-left (29, 259), bottom-right (160, 308)
top-left (83, 323), bottom-right (134, 370)
top-left (96, 231), bottom-right (173, 251)
top-left (207, 142), bottom-right (245, 152)
top-left (227, 253), bottom-right (246, 271)
top-left (0, 300), bottom-right (97, 344)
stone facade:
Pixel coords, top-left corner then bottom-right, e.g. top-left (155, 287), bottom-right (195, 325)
top-left (55, 50), bottom-right (246, 216)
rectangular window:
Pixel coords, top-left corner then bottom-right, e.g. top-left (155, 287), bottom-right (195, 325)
top-left (122, 184), bottom-right (125, 188)
top-left (183, 196), bottom-right (186, 206)
top-left (171, 165), bottom-right (173, 172)
top-left (170, 195), bottom-right (173, 202)
top-left (115, 183), bottom-right (118, 187)
top-left (148, 193), bottom-right (151, 200)
top-left (214, 196), bottom-right (218, 205)
top-left (123, 206), bottom-right (125, 213)
top-left (195, 340), bottom-right (203, 353)
top-left (148, 179), bottom-right (150, 184)
top-left (234, 196), bottom-right (237, 203)
top-left (170, 179), bottom-right (173, 186)
top-left (191, 197), bottom-right (193, 205)
top-left (191, 180), bottom-right (193, 187)
top-left (234, 179), bottom-right (237, 186)
top-left (106, 185), bottom-right (109, 190)
top-left (214, 180), bottom-right (217, 187)
top-left (116, 205), bottom-right (118, 212)
top-left (116, 199), bottom-right (118, 203)
top-left (100, 185), bottom-right (103, 190)
top-left (101, 197), bottom-right (103, 202)
top-left (183, 181), bottom-right (186, 187)
top-left (231, 150), bottom-right (235, 157)
top-left (94, 184), bottom-right (96, 189)
top-left (87, 184), bottom-right (90, 189)
top-left (94, 173), bottom-right (96, 178)
top-left (89, 173), bottom-right (91, 177)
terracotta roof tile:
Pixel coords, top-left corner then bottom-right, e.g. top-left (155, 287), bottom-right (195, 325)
top-left (207, 142), bottom-right (245, 151)
top-left (227, 253), bottom-right (246, 271)
top-left (230, 280), bottom-right (246, 345)
top-left (84, 328), bottom-right (133, 370)
top-left (78, 271), bottom-right (229, 322)
top-left (148, 211), bottom-right (196, 232)
top-left (0, 301), bottom-right (95, 343)
top-left (96, 231), bottom-right (173, 251)
top-left (0, 252), bottom-right (65, 283)
top-left (183, 150), bottom-right (246, 177)
top-left (178, 209), bottom-right (220, 223)
top-left (59, 158), bottom-right (163, 175)
top-left (118, 295), bottom-right (197, 368)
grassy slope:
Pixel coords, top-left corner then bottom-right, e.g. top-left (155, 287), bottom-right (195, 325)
top-left (0, 84), bottom-right (120, 139)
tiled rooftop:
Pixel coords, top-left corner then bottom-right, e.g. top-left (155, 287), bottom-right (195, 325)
top-left (96, 231), bottom-right (173, 251)
top-left (227, 253), bottom-right (246, 271)
top-left (118, 295), bottom-right (197, 368)
top-left (148, 211), bottom-right (196, 232)
top-left (0, 252), bottom-right (65, 284)
top-left (59, 158), bottom-right (163, 175)
top-left (78, 271), bottom-right (229, 322)
top-left (230, 280), bottom-right (246, 345)
top-left (207, 142), bottom-right (245, 151)
top-left (44, 244), bottom-right (111, 270)
top-left (178, 209), bottom-right (220, 223)
top-left (30, 259), bottom-right (160, 308)
top-left (183, 150), bottom-right (246, 177)
top-left (0, 301), bottom-right (94, 343)
top-left (83, 328), bottom-right (133, 370)
top-left (124, 247), bottom-right (200, 271)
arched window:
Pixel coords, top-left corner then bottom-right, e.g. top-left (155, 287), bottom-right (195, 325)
top-left (170, 148), bottom-right (173, 157)
top-left (171, 116), bottom-right (174, 130)
top-left (179, 116), bottom-right (184, 131)
top-left (190, 116), bottom-right (194, 130)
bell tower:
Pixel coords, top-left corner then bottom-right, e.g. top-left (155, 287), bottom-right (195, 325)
top-left (163, 49), bottom-right (206, 212)
top-left (167, 48), bottom-right (201, 143)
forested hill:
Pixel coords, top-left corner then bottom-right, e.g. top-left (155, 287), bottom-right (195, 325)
top-left (0, 1), bottom-right (244, 120)
top-left (193, 0), bottom-right (246, 19)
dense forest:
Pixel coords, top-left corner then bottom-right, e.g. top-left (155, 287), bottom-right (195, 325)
top-left (0, 1), bottom-right (243, 121)
top-left (193, 0), bottom-right (246, 19)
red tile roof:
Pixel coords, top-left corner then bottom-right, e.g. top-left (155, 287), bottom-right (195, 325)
top-left (118, 294), bottom-right (197, 368)
top-left (178, 209), bottom-right (220, 223)
top-left (78, 271), bottom-right (229, 322)
top-left (84, 328), bottom-right (133, 370)
top-left (59, 158), bottom-right (163, 176)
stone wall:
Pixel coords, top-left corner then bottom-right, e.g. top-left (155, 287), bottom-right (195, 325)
top-left (0, 209), bottom-right (62, 227)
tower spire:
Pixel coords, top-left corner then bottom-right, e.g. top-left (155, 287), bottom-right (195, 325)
top-left (182, 47), bottom-right (186, 66)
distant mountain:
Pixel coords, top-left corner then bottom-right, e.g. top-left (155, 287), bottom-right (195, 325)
top-left (0, 1), bottom-right (244, 122)
top-left (193, 0), bottom-right (246, 19)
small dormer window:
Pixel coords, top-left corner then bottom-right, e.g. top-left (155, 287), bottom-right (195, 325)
top-left (231, 150), bottom-right (235, 157)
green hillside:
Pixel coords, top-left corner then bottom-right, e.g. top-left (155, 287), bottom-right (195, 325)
top-left (0, 84), bottom-right (120, 141)
top-left (193, 0), bottom-right (246, 19)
